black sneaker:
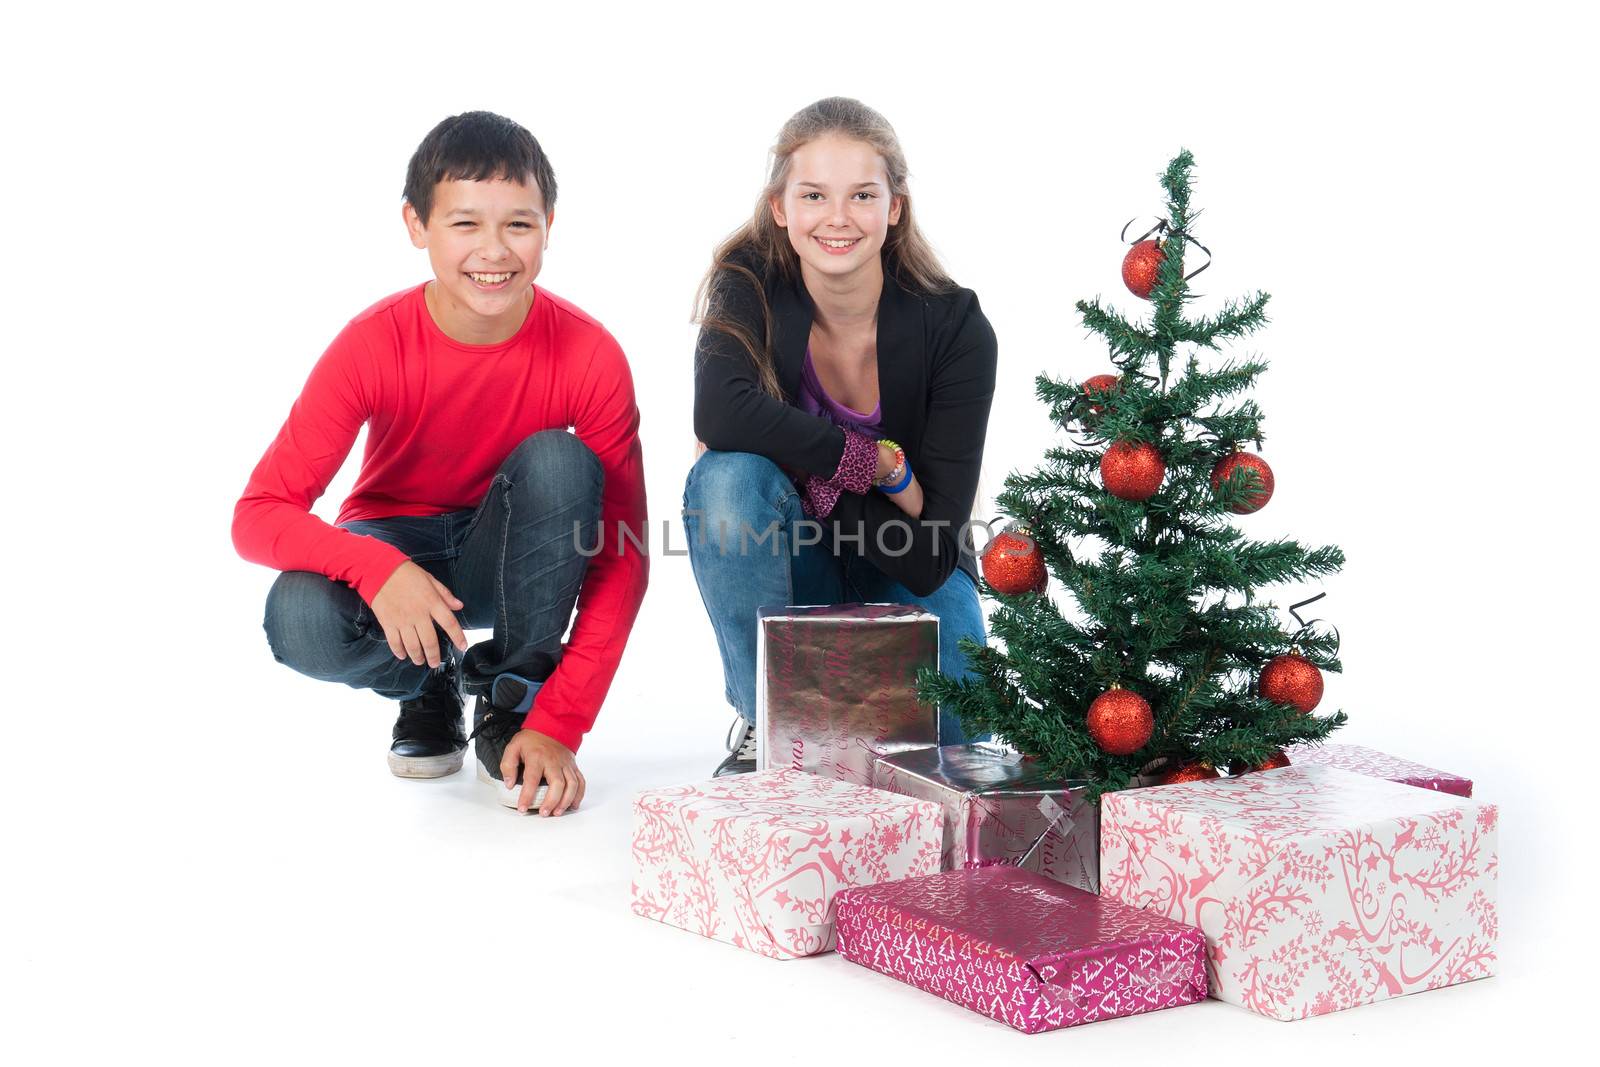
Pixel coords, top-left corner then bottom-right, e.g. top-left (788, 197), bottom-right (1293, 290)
top-left (469, 659), bottom-right (556, 813)
top-left (713, 715), bottom-right (759, 777)
top-left (388, 664), bottom-right (466, 779)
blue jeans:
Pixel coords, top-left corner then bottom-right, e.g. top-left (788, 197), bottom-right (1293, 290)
top-left (682, 450), bottom-right (986, 744)
top-left (262, 431), bottom-right (603, 701)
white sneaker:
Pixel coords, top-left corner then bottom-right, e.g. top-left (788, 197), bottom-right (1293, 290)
top-left (469, 682), bottom-right (551, 814)
top-left (476, 758), bottom-right (549, 812)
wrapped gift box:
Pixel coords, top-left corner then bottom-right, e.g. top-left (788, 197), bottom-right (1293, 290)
top-left (1100, 765), bottom-right (1498, 1020)
top-left (756, 604), bottom-right (939, 784)
top-left (1283, 743), bottom-right (1472, 797)
top-left (872, 744), bottom-right (1101, 892)
top-left (630, 768), bottom-right (943, 959)
top-left (835, 866), bottom-right (1208, 1033)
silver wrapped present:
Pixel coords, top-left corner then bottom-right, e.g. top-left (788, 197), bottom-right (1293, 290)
top-left (872, 743), bottom-right (1101, 893)
top-left (756, 604), bottom-right (939, 784)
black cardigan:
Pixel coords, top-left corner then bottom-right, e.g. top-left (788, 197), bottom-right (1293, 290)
top-left (693, 259), bottom-right (997, 597)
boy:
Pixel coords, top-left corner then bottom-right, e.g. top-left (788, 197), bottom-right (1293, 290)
top-left (233, 112), bottom-right (648, 816)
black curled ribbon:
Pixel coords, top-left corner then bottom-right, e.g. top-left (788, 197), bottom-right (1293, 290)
top-left (1059, 410), bottom-right (1105, 448)
top-left (1120, 215), bottom-right (1213, 283)
top-left (1191, 425), bottom-right (1266, 455)
top-left (1057, 389), bottom-right (1108, 446)
top-left (1287, 591), bottom-right (1341, 658)
top-left (1059, 363), bottom-right (1160, 444)
top-left (1107, 350), bottom-right (1165, 382)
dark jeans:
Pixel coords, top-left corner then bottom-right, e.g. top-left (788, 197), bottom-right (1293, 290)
top-left (681, 449), bottom-right (987, 744)
top-left (262, 431), bottom-right (603, 702)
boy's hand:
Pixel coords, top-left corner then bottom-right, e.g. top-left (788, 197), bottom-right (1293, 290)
top-left (371, 561), bottom-right (469, 668)
top-left (501, 730), bottom-right (585, 816)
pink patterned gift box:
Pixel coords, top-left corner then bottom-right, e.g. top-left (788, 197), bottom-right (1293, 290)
top-left (1100, 765), bottom-right (1498, 1020)
top-left (1284, 743), bottom-right (1473, 797)
top-left (835, 866), bottom-right (1208, 1034)
top-left (630, 768), bottom-right (943, 959)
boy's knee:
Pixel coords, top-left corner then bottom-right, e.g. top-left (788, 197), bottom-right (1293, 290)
top-left (683, 451), bottom-right (792, 527)
top-left (502, 431), bottom-right (602, 496)
top-left (263, 571), bottom-right (361, 675)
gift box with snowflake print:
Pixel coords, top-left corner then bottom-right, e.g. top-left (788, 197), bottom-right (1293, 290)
top-left (630, 769), bottom-right (943, 959)
top-left (1099, 765), bottom-right (1497, 1020)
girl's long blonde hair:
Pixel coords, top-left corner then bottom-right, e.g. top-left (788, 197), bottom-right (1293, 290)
top-left (695, 97), bottom-right (955, 398)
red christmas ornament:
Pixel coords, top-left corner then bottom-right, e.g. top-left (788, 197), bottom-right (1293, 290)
top-left (1122, 239), bottom-right (1166, 299)
top-left (1211, 451), bottom-right (1275, 513)
top-left (1082, 374), bottom-right (1120, 413)
top-left (1231, 749), bottom-right (1292, 776)
top-left (981, 529), bottom-right (1047, 595)
top-left (1100, 441), bottom-right (1166, 501)
top-left (1086, 686), bottom-right (1153, 756)
top-left (1260, 653), bottom-right (1324, 713)
top-left (1159, 761), bottom-right (1221, 785)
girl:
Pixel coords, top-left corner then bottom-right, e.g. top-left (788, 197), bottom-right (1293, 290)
top-left (686, 97), bottom-right (997, 776)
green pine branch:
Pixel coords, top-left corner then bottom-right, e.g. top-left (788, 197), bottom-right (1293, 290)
top-left (1184, 292), bottom-right (1271, 348)
top-left (1075, 298), bottom-right (1160, 363)
top-left (1161, 149), bottom-right (1196, 220)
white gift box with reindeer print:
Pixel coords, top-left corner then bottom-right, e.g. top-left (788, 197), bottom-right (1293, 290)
top-left (1098, 765), bottom-right (1497, 1020)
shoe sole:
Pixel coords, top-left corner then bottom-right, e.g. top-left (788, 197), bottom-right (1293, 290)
top-left (388, 748), bottom-right (466, 779)
top-left (476, 761), bottom-right (548, 813)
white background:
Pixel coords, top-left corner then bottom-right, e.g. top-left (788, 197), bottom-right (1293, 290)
top-left (3, 1), bottom-right (1593, 1061)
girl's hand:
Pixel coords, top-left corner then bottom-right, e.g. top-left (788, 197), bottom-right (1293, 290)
top-left (875, 441), bottom-right (899, 481)
top-left (886, 474), bottom-right (923, 519)
top-left (873, 440), bottom-right (921, 517)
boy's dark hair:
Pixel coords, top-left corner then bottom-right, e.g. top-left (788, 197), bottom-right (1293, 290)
top-left (403, 111), bottom-right (557, 225)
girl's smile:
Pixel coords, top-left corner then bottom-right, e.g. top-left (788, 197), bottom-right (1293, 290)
top-left (771, 133), bottom-right (903, 285)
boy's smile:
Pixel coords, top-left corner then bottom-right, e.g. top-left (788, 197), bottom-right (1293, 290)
top-left (404, 177), bottom-right (551, 344)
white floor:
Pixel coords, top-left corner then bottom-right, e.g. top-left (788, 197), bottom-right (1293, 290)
top-left (13, 650), bottom-right (1571, 1064)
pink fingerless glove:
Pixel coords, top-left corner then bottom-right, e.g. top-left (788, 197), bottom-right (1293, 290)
top-left (800, 429), bottom-right (878, 518)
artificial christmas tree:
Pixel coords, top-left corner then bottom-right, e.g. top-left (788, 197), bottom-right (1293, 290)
top-left (921, 151), bottom-right (1346, 797)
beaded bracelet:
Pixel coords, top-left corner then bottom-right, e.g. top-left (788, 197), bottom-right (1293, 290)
top-left (879, 459), bottom-right (914, 495)
top-left (874, 438), bottom-right (906, 489)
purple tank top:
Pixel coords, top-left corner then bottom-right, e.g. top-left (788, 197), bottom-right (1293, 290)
top-left (798, 348), bottom-right (882, 435)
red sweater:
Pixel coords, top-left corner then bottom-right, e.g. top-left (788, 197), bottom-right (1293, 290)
top-left (233, 283), bottom-right (649, 752)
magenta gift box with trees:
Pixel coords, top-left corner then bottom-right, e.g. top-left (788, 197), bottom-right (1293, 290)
top-left (835, 866), bottom-right (1208, 1033)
